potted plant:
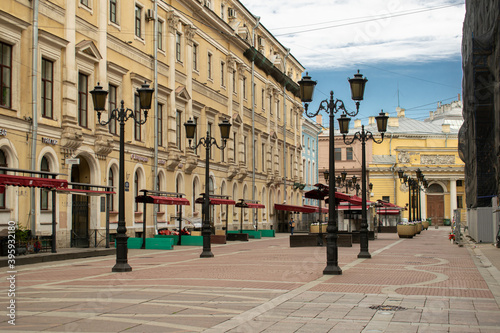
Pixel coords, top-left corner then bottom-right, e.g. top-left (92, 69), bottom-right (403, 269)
top-left (397, 219), bottom-right (416, 238)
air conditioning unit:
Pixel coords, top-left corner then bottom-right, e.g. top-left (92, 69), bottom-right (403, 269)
top-left (145, 9), bottom-right (155, 21)
top-left (228, 8), bottom-right (236, 18)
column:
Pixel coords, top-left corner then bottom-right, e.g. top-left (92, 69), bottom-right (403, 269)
top-left (450, 178), bottom-right (457, 220)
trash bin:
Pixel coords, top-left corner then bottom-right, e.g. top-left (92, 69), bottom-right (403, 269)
top-left (443, 219), bottom-right (451, 226)
top-left (426, 218), bottom-right (432, 226)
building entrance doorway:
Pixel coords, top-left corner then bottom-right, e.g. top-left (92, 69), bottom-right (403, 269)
top-left (71, 158), bottom-right (90, 247)
top-left (427, 183), bottom-right (444, 226)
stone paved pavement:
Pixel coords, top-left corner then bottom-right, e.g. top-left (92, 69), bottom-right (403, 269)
top-left (1, 228), bottom-right (500, 332)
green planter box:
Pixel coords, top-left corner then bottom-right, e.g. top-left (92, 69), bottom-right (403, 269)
top-left (229, 230), bottom-right (261, 239)
top-left (154, 234), bottom-right (203, 246)
top-left (114, 237), bottom-right (143, 249)
top-left (260, 230), bottom-right (275, 237)
top-left (146, 238), bottom-right (174, 250)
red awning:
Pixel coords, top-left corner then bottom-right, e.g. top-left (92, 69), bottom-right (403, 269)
top-left (336, 205), bottom-right (373, 210)
top-left (235, 202), bottom-right (265, 209)
top-left (136, 195), bottom-right (190, 205)
top-left (274, 204), bottom-right (316, 213)
top-left (0, 174), bottom-right (68, 189)
top-left (377, 208), bottom-right (401, 215)
top-left (303, 205), bottom-right (328, 214)
top-left (195, 197), bottom-right (236, 205)
top-left (56, 188), bottom-right (115, 196)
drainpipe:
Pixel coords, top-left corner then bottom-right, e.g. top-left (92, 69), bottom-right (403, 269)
top-left (153, 0), bottom-right (159, 234)
top-left (283, 48), bottom-right (290, 204)
top-left (251, 16), bottom-right (260, 228)
top-left (31, 0), bottom-right (39, 233)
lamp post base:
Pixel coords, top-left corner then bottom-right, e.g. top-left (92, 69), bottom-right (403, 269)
top-left (357, 251), bottom-right (371, 259)
top-left (323, 265), bottom-right (342, 275)
top-left (200, 251), bottom-right (214, 258)
top-left (112, 263), bottom-right (132, 272)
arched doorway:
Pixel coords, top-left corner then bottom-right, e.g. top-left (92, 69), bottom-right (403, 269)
top-left (71, 157), bottom-right (91, 247)
top-left (427, 183), bottom-right (444, 226)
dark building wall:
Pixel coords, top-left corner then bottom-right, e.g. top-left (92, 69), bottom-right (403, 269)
top-left (461, 0), bottom-right (500, 208)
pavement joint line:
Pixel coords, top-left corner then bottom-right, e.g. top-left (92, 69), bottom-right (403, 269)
top-left (23, 309), bottom-right (208, 332)
top-left (204, 235), bottom-right (407, 332)
top-left (466, 243), bottom-right (500, 307)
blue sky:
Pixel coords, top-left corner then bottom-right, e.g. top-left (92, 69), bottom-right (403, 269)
top-left (240, 0), bottom-right (465, 127)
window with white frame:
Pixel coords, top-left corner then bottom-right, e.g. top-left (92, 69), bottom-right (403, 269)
top-left (41, 58), bottom-right (53, 119)
top-left (135, 5), bottom-right (142, 38)
top-left (176, 32), bottom-right (182, 62)
top-left (109, 0), bottom-right (118, 24)
top-left (193, 44), bottom-right (198, 71)
top-left (157, 20), bottom-right (164, 51)
top-left (78, 73), bottom-right (88, 128)
top-left (0, 42), bottom-right (12, 109)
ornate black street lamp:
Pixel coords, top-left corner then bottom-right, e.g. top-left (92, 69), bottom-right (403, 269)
top-left (91, 81), bottom-right (154, 272)
top-left (298, 70), bottom-right (367, 275)
top-left (184, 118), bottom-right (231, 258)
top-left (336, 172), bottom-right (358, 194)
top-left (338, 111), bottom-right (388, 259)
top-left (398, 169), bottom-right (427, 222)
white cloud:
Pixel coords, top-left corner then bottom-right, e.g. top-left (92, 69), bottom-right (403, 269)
top-left (241, 0), bottom-right (465, 69)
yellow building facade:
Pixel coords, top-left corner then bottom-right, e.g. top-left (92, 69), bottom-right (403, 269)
top-left (0, 0), bottom-right (305, 247)
top-left (368, 104), bottom-right (466, 225)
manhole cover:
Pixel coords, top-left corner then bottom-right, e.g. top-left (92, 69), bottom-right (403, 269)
top-left (370, 305), bottom-right (407, 311)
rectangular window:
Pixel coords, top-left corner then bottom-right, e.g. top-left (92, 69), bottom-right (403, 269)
top-left (346, 147), bottom-right (353, 160)
top-left (135, 5), bottom-right (142, 38)
top-left (158, 103), bottom-right (163, 146)
top-left (270, 97), bottom-right (273, 115)
top-left (208, 53), bottom-right (212, 79)
top-left (193, 44), bottom-right (198, 70)
top-left (276, 100), bottom-right (279, 118)
top-left (334, 147), bottom-right (341, 160)
top-left (176, 32), bottom-right (181, 61)
top-left (176, 110), bottom-right (182, 149)
top-left (41, 58), bottom-right (53, 119)
top-left (456, 180), bottom-right (463, 187)
top-left (108, 85), bottom-right (117, 134)
top-left (382, 196), bottom-right (390, 203)
top-left (457, 195), bottom-right (463, 209)
top-left (0, 42), bottom-right (12, 108)
top-left (158, 20), bottom-right (163, 50)
top-left (134, 94), bottom-right (141, 141)
top-left (220, 61), bottom-right (225, 87)
top-left (78, 73), bottom-right (88, 128)
top-left (110, 0), bottom-right (117, 23)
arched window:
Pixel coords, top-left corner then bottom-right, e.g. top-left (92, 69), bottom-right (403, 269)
top-left (108, 168), bottom-right (115, 211)
top-left (427, 183), bottom-right (444, 193)
top-left (40, 156), bottom-right (49, 210)
top-left (0, 149), bottom-right (7, 209)
top-left (134, 171), bottom-right (139, 212)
